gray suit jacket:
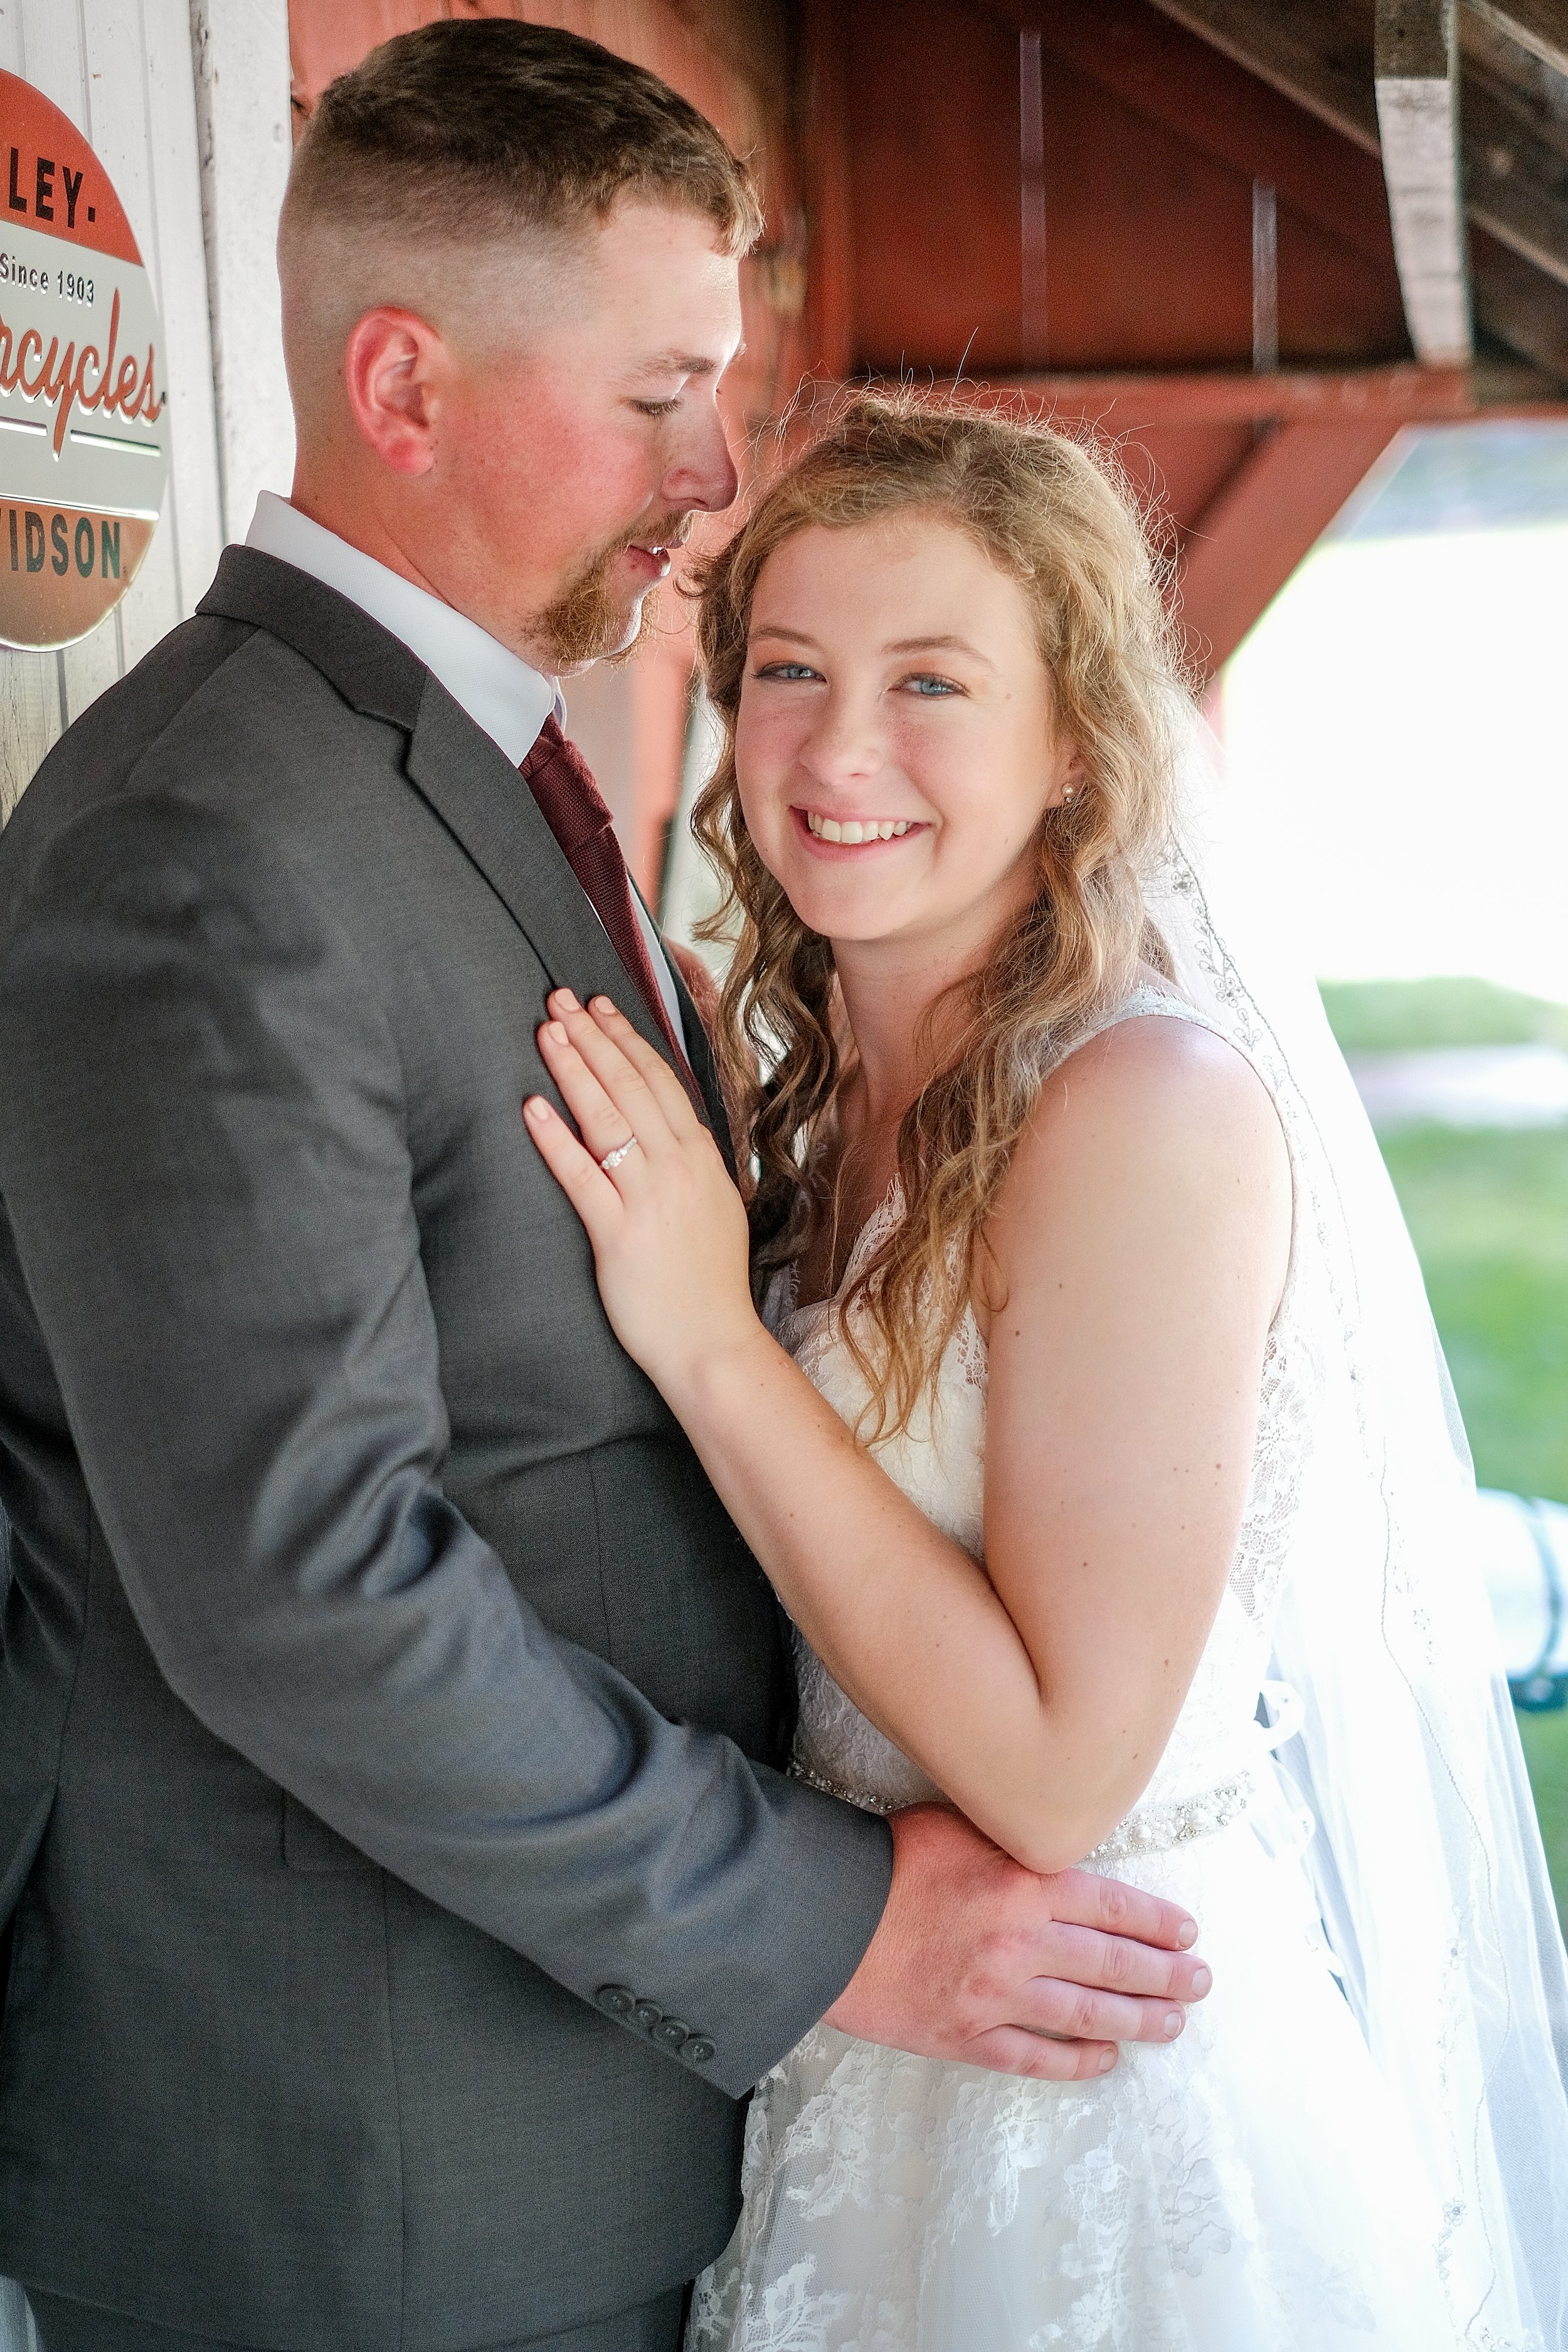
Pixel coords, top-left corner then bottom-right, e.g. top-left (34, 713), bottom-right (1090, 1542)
top-left (0, 549), bottom-right (892, 2350)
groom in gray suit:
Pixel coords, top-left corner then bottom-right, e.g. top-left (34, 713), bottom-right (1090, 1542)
top-left (0, 23), bottom-right (1207, 2351)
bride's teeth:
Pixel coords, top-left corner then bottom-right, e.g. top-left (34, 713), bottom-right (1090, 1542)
top-left (805, 810), bottom-right (914, 842)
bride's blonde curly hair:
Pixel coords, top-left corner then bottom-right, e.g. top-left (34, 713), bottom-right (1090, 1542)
top-left (691, 388), bottom-right (1190, 1438)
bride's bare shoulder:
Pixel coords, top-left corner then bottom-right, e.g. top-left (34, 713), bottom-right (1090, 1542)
top-left (985, 988), bottom-right (1290, 1288)
top-left (1040, 988), bottom-right (1277, 1146)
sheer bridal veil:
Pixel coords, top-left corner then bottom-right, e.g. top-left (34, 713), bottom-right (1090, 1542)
top-left (1152, 723), bottom-right (1568, 2349)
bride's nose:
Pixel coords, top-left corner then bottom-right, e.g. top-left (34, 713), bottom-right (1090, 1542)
top-left (797, 694), bottom-right (884, 790)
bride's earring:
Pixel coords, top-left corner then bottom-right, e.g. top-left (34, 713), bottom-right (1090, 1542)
top-left (1061, 783), bottom-right (1078, 805)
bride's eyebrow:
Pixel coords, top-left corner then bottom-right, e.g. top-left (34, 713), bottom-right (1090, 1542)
top-left (748, 623), bottom-right (818, 647)
top-left (884, 633), bottom-right (994, 667)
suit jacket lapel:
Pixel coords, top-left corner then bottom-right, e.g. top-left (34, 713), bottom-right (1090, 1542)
top-left (198, 547), bottom-right (706, 1121)
top-left (401, 687), bottom-right (681, 1081)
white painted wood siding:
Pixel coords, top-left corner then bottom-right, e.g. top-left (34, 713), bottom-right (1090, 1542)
top-left (0, 0), bottom-right (294, 823)
top-left (191, 0), bottom-right (294, 543)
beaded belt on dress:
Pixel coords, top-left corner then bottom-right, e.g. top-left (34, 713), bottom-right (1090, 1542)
top-left (793, 1761), bottom-right (1256, 1864)
top-left (1083, 1772), bottom-right (1254, 1866)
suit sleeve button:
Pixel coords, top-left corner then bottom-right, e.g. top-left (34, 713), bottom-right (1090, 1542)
top-left (652, 2017), bottom-right (690, 2050)
top-left (596, 1984), bottom-right (636, 2018)
top-left (633, 2000), bottom-right (664, 2033)
top-left (684, 2036), bottom-right (716, 2065)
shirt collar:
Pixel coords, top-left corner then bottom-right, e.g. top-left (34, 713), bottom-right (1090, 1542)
top-left (245, 491), bottom-right (564, 765)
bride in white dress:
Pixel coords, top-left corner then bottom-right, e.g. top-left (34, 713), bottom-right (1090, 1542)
top-left (527, 391), bottom-right (1568, 2349)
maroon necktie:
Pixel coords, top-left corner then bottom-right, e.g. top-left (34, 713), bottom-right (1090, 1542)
top-left (519, 717), bottom-right (702, 1108)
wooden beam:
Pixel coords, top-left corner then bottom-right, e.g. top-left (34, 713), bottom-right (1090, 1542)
top-left (1176, 417), bottom-right (1406, 677)
top-left (984, 359), bottom-right (1559, 423)
top-left (1379, 0), bottom-right (1454, 76)
top-left (1468, 0), bottom-right (1568, 82)
top-left (987, 364), bottom-right (1466, 425)
top-left (1375, 1), bottom-right (1472, 361)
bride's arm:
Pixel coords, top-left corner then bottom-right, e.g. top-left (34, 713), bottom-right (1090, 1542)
top-left (527, 991), bottom-right (1290, 1877)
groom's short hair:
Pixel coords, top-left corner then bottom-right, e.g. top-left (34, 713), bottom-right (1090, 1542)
top-left (283, 18), bottom-right (763, 269)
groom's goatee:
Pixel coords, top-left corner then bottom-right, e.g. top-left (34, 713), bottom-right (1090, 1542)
top-left (536, 511), bottom-right (694, 667)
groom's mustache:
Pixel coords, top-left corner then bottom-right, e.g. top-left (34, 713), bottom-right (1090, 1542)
top-left (534, 512), bottom-right (697, 667)
top-left (611, 512), bottom-right (695, 561)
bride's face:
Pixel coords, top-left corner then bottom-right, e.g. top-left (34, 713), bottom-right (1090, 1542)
top-left (734, 514), bottom-right (1078, 956)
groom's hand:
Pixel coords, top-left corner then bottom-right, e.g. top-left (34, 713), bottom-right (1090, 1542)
top-left (824, 1803), bottom-right (1210, 2080)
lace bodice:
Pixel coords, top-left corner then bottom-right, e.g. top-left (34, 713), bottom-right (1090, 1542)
top-left (770, 988), bottom-right (1320, 1862)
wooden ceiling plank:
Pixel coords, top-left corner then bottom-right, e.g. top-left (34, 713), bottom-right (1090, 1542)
top-left (1147, 0), bottom-right (1568, 379)
top-left (1375, 0), bottom-right (1474, 361)
top-left (1130, 18), bottom-right (1568, 293)
top-left (1467, 0), bottom-right (1568, 82)
top-left (1462, 75), bottom-right (1568, 287)
top-left (980, 0), bottom-right (1396, 268)
top-left (1471, 223), bottom-right (1568, 374)
top-left (1143, 0), bottom-right (1568, 286)
top-left (1142, 0), bottom-right (1380, 154)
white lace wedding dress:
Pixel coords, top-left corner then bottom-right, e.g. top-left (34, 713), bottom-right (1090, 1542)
top-left (688, 991), bottom-right (1461, 2352)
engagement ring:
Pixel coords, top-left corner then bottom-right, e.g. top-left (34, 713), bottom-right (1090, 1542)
top-left (599, 1138), bottom-right (639, 1172)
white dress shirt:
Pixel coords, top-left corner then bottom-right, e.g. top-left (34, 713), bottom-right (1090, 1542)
top-left (245, 492), bottom-right (686, 1052)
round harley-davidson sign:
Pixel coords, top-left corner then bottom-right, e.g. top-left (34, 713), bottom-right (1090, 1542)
top-left (0, 71), bottom-right (166, 650)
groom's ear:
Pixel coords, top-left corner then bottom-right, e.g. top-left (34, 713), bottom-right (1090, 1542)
top-left (342, 308), bottom-right (445, 479)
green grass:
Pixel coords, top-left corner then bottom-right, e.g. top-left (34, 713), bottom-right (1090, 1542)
top-left (1319, 977), bottom-right (1568, 1927)
top-left (1373, 1122), bottom-right (1568, 1927)
top-left (1373, 1125), bottom-right (1568, 1504)
top-left (1320, 975), bottom-right (1568, 1054)
top-left (1515, 1708), bottom-right (1568, 1937)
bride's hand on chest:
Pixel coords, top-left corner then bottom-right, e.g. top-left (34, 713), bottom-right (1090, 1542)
top-left (523, 989), bottom-right (766, 1387)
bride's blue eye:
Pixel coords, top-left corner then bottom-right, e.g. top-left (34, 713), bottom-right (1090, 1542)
top-left (754, 661), bottom-right (822, 682)
top-left (903, 673), bottom-right (960, 697)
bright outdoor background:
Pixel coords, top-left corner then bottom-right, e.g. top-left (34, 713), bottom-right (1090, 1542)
top-left (1214, 421), bottom-right (1568, 1925)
